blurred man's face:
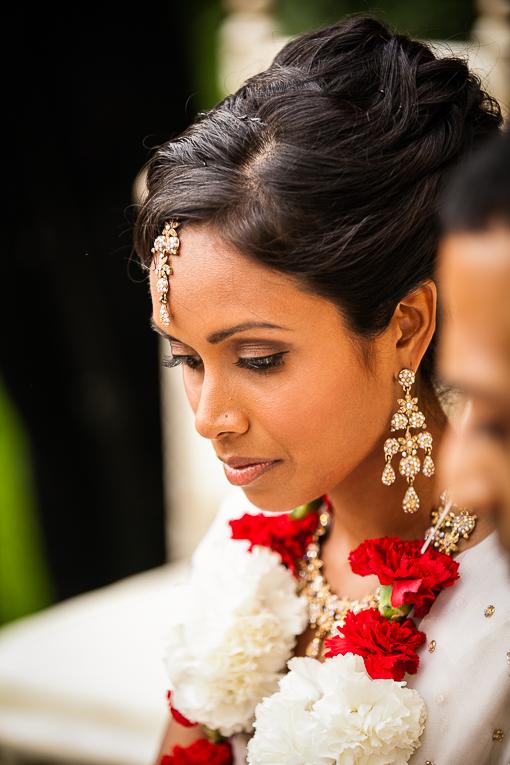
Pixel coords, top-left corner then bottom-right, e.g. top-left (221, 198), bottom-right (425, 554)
top-left (438, 225), bottom-right (510, 550)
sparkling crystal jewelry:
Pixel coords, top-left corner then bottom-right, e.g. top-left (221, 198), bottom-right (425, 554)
top-left (151, 220), bottom-right (181, 326)
top-left (425, 491), bottom-right (477, 555)
top-left (382, 368), bottom-right (435, 514)
top-left (297, 507), bottom-right (380, 659)
top-left (297, 491), bottom-right (476, 661)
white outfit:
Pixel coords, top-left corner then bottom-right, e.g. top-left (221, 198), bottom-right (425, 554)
top-left (190, 488), bottom-right (510, 765)
top-left (408, 530), bottom-right (510, 765)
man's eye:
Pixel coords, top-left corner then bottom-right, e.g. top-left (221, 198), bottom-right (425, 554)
top-left (476, 420), bottom-right (508, 442)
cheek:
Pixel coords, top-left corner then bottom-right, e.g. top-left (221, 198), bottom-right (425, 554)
top-left (258, 357), bottom-right (391, 479)
top-left (182, 370), bottom-right (201, 412)
top-left (439, 426), bottom-right (507, 510)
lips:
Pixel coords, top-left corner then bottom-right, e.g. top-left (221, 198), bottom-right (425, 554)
top-left (220, 456), bottom-right (281, 486)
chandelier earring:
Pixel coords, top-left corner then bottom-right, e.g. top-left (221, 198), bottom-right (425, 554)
top-left (382, 368), bottom-right (435, 514)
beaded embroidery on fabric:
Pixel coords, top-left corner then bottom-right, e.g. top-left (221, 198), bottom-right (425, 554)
top-left (426, 491), bottom-right (477, 555)
top-left (297, 495), bottom-right (477, 659)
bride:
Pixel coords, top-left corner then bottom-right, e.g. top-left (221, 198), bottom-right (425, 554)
top-left (133, 16), bottom-right (508, 765)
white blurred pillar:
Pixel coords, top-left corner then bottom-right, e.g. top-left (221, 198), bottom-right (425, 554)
top-left (473, 0), bottom-right (510, 114)
top-left (160, 358), bottom-right (227, 561)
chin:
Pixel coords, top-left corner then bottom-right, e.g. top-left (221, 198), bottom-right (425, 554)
top-left (241, 484), bottom-right (323, 514)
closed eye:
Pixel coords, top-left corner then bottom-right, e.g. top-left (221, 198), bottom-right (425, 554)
top-left (162, 354), bottom-right (202, 370)
top-left (235, 353), bottom-right (288, 372)
top-left (475, 420), bottom-right (509, 442)
top-left (162, 352), bottom-right (288, 374)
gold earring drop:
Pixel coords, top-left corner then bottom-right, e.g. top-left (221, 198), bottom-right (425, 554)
top-left (382, 368), bottom-right (435, 514)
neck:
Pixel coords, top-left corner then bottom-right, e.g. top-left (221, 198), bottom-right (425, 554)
top-left (327, 458), bottom-right (439, 552)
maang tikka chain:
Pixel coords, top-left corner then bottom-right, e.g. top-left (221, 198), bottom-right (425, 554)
top-left (151, 220), bottom-right (181, 326)
top-left (381, 368), bottom-right (435, 514)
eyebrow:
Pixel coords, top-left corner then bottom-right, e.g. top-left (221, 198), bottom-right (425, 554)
top-left (150, 318), bottom-right (292, 345)
top-left (440, 378), bottom-right (510, 407)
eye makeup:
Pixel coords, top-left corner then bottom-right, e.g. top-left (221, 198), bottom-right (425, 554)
top-left (162, 351), bottom-right (288, 374)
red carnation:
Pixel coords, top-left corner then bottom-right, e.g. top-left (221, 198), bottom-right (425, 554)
top-left (166, 690), bottom-right (197, 728)
top-left (324, 608), bottom-right (426, 681)
top-left (229, 510), bottom-right (319, 575)
top-left (349, 537), bottom-right (459, 617)
top-left (160, 739), bottom-right (232, 765)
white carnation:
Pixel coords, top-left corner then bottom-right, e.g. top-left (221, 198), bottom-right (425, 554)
top-left (247, 654), bottom-right (427, 765)
top-left (163, 538), bottom-right (308, 736)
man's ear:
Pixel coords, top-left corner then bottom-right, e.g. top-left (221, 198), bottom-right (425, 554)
top-left (391, 280), bottom-right (437, 372)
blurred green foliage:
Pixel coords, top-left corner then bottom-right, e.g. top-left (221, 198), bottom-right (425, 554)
top-left (190, 0), bottom-right (476, 111)
top-left (0, 380), bottom-right (53, 625)
top-left (275, 0), bottom-right (476, 40)
top-left (186, 2), bottom-right (226, 112)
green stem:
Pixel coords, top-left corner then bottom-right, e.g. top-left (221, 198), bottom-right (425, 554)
top-left (378, 584), bottom-right (413, 621)
top-left (291, 498), bottom-right (323, 520)
top-left (203, 727), bottom-right (226, 744)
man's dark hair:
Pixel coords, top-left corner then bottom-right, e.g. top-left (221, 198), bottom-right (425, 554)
top-left (441, 130), bottom-right (510, 233)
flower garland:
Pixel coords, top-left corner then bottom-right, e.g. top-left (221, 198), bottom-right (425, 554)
top-left (161, 499), bottom-right (460, 764)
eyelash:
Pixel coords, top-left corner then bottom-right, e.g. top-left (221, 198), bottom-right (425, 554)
top-left (162, 352), bottom-right (288, 374)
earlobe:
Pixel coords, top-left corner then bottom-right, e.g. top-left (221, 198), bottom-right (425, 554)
top-left (393, 280), bottom-right (437, 371)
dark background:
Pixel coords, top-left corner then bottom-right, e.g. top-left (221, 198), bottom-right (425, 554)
top-left (3, 5), bottom-right (195, 603)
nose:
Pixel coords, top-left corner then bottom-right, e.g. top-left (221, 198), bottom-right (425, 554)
top-left (193, 372), bottom-right (249, 441)
top-left (439, 403), bottom-right (496, 511)
top-left (440, 425), bottom-right (472, 497)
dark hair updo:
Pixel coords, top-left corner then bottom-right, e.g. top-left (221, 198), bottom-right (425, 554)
top-left (134, 16), bottom-right (502, 379)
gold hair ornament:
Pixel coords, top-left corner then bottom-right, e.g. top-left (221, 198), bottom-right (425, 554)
top-left (382, 368), bottom-right (435, 514)
top-left (151, 220), bottom-right (181, 326)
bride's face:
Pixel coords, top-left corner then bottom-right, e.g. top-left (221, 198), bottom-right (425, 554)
top-left (149, 223), bottom-right (395, 512)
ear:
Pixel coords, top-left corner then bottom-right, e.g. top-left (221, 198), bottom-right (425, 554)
top-left (391, 280), bottom-right (437, 373)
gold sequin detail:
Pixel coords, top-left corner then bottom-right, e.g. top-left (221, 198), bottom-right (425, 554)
top-left (485, 604), bottom-right (496, 618)
top-left (492, 728), bottom-right (504, 742)
top-left (428, 640), bottom-right (437, 653)
top-left (425, 761), bottom-right (434, 764)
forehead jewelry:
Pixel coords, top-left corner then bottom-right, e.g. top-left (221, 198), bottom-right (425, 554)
top-left (151, 220), bottom-right (181, 326)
